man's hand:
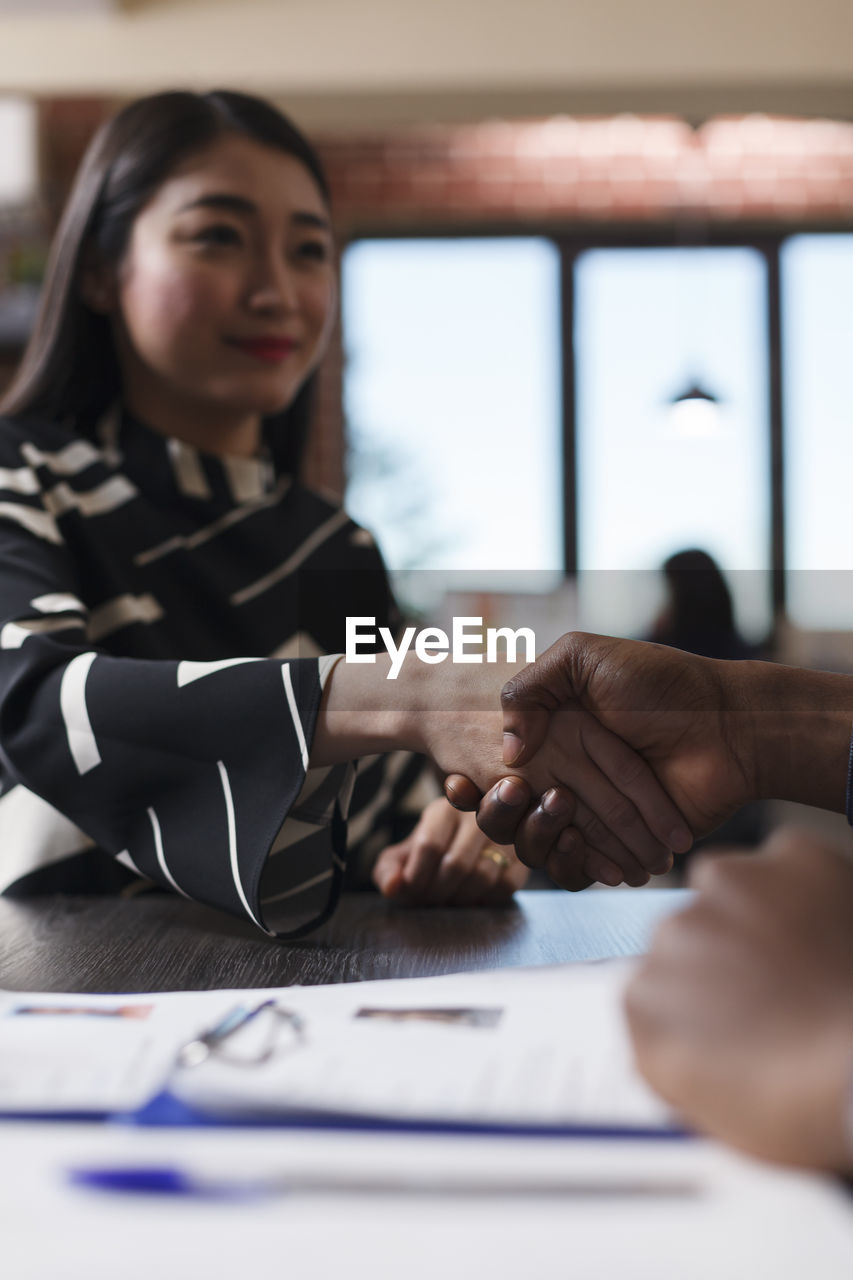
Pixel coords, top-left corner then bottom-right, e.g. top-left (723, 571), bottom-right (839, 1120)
top-left (626, 829), bottom-right (853, 1172)
top-left (318, 645), bottom-right (700, 890)
top-left (417, 656), bottom-right (693, 891)
top-left (372, 798), bottom-right (528, 905)
top-left (447, 633), bottom-right (753, 887)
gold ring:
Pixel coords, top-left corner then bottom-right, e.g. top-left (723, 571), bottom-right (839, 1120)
top-left (480, 846), bottom-right (511, 869)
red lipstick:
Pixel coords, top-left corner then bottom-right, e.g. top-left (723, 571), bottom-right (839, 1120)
top-left (228, 337), bottom-right (297, 363)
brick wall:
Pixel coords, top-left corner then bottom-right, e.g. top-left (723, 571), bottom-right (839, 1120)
top-left (318, 115), bottom-right (853, 230)
top-left (18, 104), bottom-right (853, 495)
top-left (311, 114), bottom-right (853, 496)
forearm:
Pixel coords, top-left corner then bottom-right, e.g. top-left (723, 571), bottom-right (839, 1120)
top-left (311, 654), bottom-right (517, 789)
top-left (310, 653), bottom-right (431, 765)
top-left (727, 659), bottom-right (853, 811)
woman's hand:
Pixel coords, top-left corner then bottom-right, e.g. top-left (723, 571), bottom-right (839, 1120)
top-left (372, 797), bottom-right (528, 906)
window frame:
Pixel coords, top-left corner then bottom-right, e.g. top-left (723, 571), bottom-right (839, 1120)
top-left (341, 219), bottom-right (847, 635)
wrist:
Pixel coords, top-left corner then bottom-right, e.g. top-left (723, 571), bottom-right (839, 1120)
top-left (312, 653), bottom-right (426, 765)
top-left (387, 652), bottom-right (435, 756)
top-left (733, 660), bottom-right (853, 810)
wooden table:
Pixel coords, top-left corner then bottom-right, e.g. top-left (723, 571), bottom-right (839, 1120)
top-left (0, 887), bottom-right (688, 992)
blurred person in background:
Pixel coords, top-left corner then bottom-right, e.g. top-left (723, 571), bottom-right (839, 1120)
top-left (648, 548), bottom-right (761, 661)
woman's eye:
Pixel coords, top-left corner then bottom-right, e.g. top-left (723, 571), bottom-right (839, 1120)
top-left (295, 240), bottom-right (329, 263)
top-left (194, 224), bottom-right (243, 247)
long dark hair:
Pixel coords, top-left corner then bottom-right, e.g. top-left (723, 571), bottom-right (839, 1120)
top-left (0, 90), bottom-right (331, 475)
top-left (655, 548), bottom-right (750, 660)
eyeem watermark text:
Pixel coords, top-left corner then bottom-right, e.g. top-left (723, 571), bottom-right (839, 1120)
top-left (346, 616), bottom-right (536, 680)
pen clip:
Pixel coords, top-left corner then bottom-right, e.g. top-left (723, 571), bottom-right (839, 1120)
top-left (176, 999), bottom-right (305, 1069)
top-left (176, 1003), bottom-right (253, 1069)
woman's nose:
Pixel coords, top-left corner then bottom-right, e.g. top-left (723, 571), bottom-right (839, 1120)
top-left (246, 255), bottom-right (299, 313)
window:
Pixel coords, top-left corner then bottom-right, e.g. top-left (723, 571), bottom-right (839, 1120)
top-left (342, 238), bottom-right (563, 603)
top-left (574, 247), bottom-right (772, 640)
top-left (341, 231), bottom-right (851, 640)
top-left (782, 234), bottom-right (853, 629)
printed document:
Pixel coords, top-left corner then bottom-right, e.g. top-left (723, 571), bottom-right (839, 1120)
top-left (0, 960), bottom-right (672, 1129)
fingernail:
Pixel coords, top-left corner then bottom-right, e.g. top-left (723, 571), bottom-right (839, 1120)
top-left (669, 826), bottom-right (693, 854)
top-left (496, 777), bottom-right (527, 807)
top-left (598, 865), bottom-right (623, 887)
top-left (542, 788), bottom-right (571, 818)
top-left (502, 732), bottom-right (524, 766)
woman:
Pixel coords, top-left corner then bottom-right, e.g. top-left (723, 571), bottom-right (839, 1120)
top-left (0, 91), bottom-right (680, 935)
top-left (649, 548), bottom-right (760, 661)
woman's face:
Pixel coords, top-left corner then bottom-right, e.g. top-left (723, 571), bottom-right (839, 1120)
top-left (102, 133), bottom-right (336, 450)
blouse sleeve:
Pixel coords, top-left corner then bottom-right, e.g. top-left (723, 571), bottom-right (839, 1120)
top-left (0, 461), bottom-right (349, 938)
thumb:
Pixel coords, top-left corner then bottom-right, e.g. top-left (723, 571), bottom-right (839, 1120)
top-left (500, 635), bottom-right (584, 766)
top-left (500, 687), bottom-right (552, 767)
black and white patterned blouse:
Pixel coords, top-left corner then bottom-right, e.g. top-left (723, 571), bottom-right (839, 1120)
top-left (0, 409), bottom-right (430, 937)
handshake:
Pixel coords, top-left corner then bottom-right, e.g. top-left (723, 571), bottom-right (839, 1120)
top-left (320, 631), bottom-right (853, 1173)
top-left (435, 629), bottom-right (850, 887)
top-left (321, 627), bottom-right (852, 893)
top-left (445, 632), bottom-right (853, 1175)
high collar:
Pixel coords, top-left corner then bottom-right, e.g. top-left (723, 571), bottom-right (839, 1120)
top-left (97, 406), bottom-right (281, 516)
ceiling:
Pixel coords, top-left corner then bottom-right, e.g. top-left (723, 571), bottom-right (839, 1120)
top-left (0, 0), bottom-right (851, 128)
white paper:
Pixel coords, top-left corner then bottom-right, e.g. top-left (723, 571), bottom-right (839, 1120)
top-left (171, 960), bottom-right (673, 1130)
top-left (0, 961), bottom-right (672, 1129)
top-left (0, 988), bottom-right (237, 1113)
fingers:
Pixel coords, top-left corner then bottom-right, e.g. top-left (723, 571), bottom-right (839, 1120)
top-left (442, 851), bottom-right (504, 905)
top-left (476, 774), bottom-right (667, 890)
top-left (557, 799), bottom-right (656, 886)
top-left (421, 812), bottom-right (525, 905)
top-left (542, 826), bottom-right (597, 891)
top-left (511, 786), bottom-right (578, 869)
top-left (376, 800), bottom-right (526, 908)
top-left (440, 841), bottom-right (528, 906)
top-left (479, 855), bottom-right (529, 905)
top-left (427, 818), bottom-right (500, 902)
top-left (474, 776), bottom-right (535, 846)
top-left (580, 715), bottom-right (693, 854)
top-left (472, 778), bottom-right (631, 890)
top-left (371, 841), bottom-right (409, 898)
top-left (540, 819), bottom-right (643, 892)
top-left (444, 773), bottom-right (483, 811)
top-left (546, 730), bottom-right (675, 875)
top-left (398, 798), bottom-right (459, 898)
top-left (473, 776), bottom-right (639, 886)
top-left (486, 711), bottom-right (686, 876)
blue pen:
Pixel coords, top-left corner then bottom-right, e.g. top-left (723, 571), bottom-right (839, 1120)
top-left (69, 1166), bottom-right (271, 1201)
top-left (67, 1164), bottom-right (702, 1200)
